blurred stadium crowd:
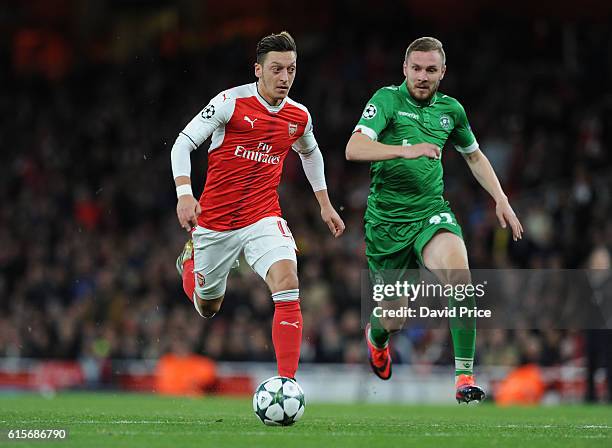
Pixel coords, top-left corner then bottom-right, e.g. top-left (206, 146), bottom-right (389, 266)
top-left (0, 2), bottom-right (611, 390)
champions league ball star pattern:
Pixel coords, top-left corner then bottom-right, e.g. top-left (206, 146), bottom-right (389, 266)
top-left (253, 376), bottom-right (305, 426)
top-left (362, 104), bottom-right (377, 119)
top-left (201, 104), bottom-right (215, 119)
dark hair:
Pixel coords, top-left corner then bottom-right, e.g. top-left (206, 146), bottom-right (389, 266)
top-left (256, 31), bottom-right (297, 64)
top-left (405, 37), bottom-right (446, 64)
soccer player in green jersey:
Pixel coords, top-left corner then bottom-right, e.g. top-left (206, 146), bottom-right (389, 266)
top-left (346, 37), bottom-right (523, 403)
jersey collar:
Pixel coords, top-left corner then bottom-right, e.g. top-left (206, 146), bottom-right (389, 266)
top-left (254, 82), bottom-right (287, 113)
top-left (400, 81), bottom-right (438, 108)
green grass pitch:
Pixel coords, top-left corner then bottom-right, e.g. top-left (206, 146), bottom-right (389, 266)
top-left (0, 393), bottom-right (610, 447)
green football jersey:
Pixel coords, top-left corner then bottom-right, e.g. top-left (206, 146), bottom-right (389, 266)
top-left (354, 81), bottom-right (478, 223)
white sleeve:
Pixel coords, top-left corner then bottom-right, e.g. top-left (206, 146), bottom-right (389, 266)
top-left (298, 145), bottom-right (327, 192)
top-left (170, 91), bottom-right (234, 179)
top-left (292, 112), bottom-right (327, 192)
top-left (170, 133), bottom-right (194, 178)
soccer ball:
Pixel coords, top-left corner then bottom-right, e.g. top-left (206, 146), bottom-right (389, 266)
top-left (252, 376), bottom-right (305, 426)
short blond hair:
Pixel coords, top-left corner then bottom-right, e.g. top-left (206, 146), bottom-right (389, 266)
top-left (405, 37), bottom-right (446, 64)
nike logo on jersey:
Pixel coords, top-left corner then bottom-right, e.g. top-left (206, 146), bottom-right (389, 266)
top-left (280, 321), bottom-right (299, 328)
top-left (244, 115), bottom-right (258, 128)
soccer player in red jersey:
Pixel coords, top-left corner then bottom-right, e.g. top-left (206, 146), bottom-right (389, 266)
top-left (170, 32), bottom-right (345, 379)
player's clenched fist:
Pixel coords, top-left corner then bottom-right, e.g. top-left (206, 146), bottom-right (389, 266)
top-left (176, 195), bottom-right (201, 232)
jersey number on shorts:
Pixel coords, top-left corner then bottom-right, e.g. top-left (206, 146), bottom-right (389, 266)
top-left (429, 213), bottom-right (455, 226)
top-left (277, 220), bottom-right (293, 238)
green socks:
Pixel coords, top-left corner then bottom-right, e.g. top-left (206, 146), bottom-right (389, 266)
top-left (369, 313), bottom-right (390, 348)
top-left (449, 293), bottom-right (476, 377)
top-left (368, 291), bottom-right (476, 378)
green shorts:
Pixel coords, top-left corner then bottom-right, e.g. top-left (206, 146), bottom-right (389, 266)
top-left (365, 209), bottom-right (464, 274)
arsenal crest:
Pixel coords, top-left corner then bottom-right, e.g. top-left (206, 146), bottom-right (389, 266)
top-left (288, 123), bottom-right (298, 137)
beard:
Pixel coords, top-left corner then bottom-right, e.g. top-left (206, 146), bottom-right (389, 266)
top-left (258, 77), bottom-right (291, 105)
top-left (257, 81), bottom-right (280, 106)
top-left (407, 80), bottom-right (439, 102)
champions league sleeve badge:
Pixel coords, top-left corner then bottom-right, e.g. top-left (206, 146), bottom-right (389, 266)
top-left (362, 104), bottom-right (377, 119)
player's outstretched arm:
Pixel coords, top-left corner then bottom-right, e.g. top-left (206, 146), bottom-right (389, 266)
top-left (462, 149), bottom-right (524, 241)
top-left (292, 130), bottom-right (345, 237)
top-left (346, 133), bottom-right (440, 162)
top-left (171, 130), bottom-right (203, 232)
top-left (294, 146), bottom-right (345, 238)
top-left (170, 90), bottom-right (232, 231)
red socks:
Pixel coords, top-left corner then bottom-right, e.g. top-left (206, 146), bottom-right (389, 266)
top-left (183, 265), bottom-right (302, 378)
top-left (271, 292), bottom-right (302, 378)
top-left (182, 259), bottom-right (195, 303)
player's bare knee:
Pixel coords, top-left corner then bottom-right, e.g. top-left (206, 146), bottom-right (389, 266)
top-left (196, 296), bottom-right (223, 318)
top-left (272, 273), bottom-right (299, 293)
top-left (266, 259), bottom-right (299, 293)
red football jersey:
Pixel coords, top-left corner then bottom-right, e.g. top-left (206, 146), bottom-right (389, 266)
top-left (180, 83), bottom-right (318, 231)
